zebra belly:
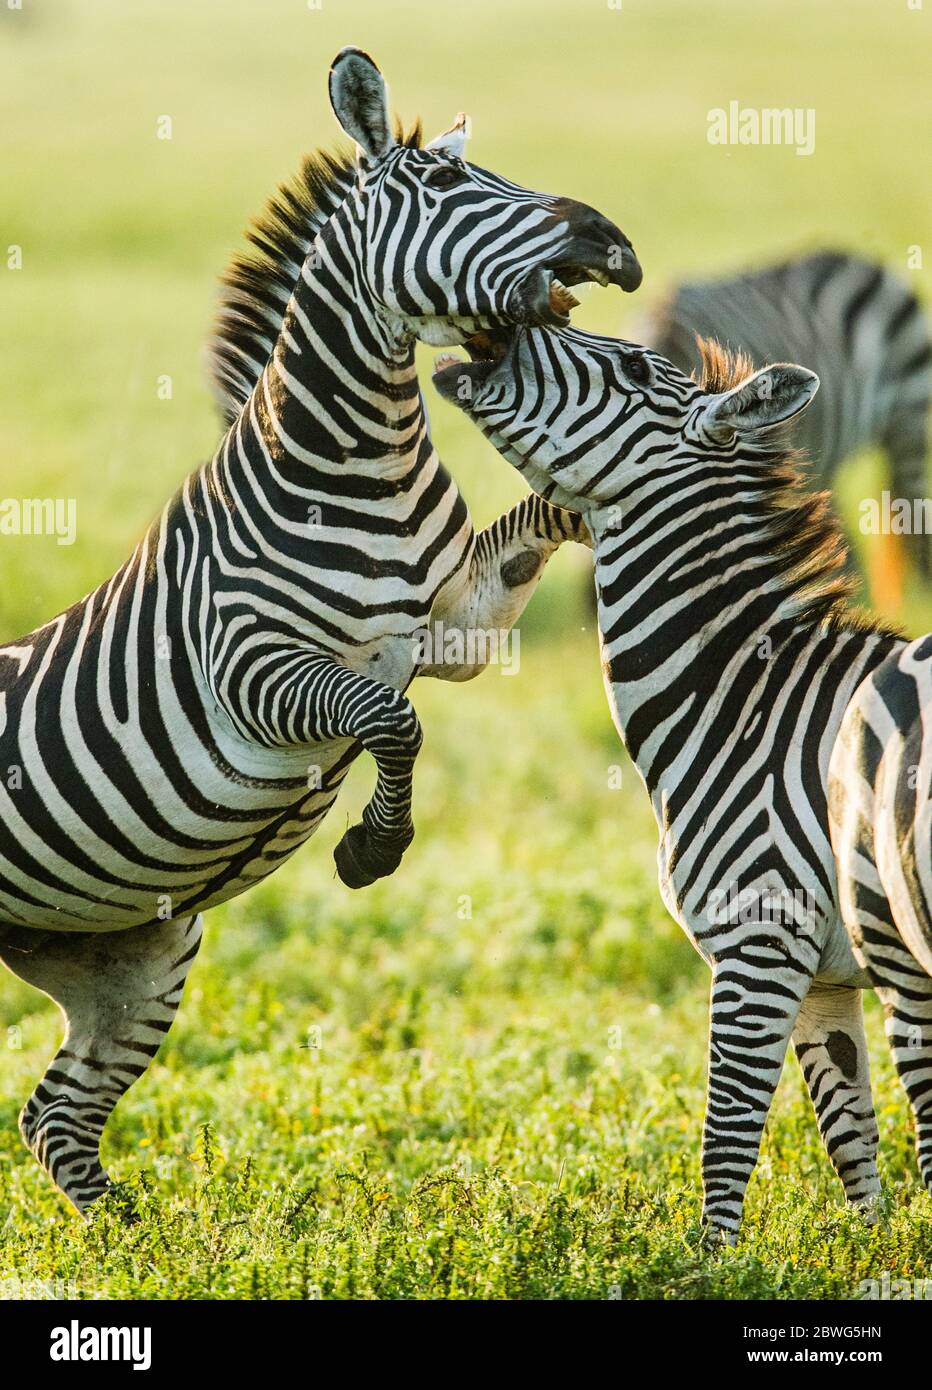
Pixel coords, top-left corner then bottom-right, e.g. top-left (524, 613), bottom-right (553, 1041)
top-left (0, 768), bottom-right (355, 933)
top-left (814, 921), bottom-right (874, 987)
top-left (0, 551), bottom-right (438, 932)
top-left (0, 656), bottom-right (361, 933)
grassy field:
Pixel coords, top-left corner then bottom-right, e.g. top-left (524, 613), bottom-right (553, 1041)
top-left (1, 0), bottom-right (931, 1299)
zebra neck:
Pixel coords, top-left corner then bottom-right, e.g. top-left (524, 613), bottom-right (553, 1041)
top-left (590, 473), bottom-right (890, 795)
top-left (256, 216), bottom-right (429, 484)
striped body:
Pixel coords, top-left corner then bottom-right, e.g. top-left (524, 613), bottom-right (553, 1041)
top-left (0, 452), bottom-right (441, 932)
top-left (0, 439), bottom-right (586, 933)
top-left (644, 251), bottom-right (932, 580)
top-left (830, 639), bottom-right (932, 1188)
top-left (436, 324), bottom-right (910, 1240)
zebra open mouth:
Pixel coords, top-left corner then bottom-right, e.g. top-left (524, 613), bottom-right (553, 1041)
top-left (464, 327), bottom-right (515, 364)
top-left (420, 246), bottom-right (641, 347)
top-left (507, 267), bottom-right (601, 329)
top-left (433, 249), bottom-right (642, 399)
top-left (463, 273), bottom-right (579, 362)
top-left (431, 325), bottom-right (518, 401)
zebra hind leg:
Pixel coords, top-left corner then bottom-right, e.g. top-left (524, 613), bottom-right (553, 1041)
top-left (0, 914), bottom-right (202, 1213)
top-left (701, 952), bottom-right (812, 1244)
top-left (875, 969), bottom-right (932, 1194)
top-left (832, 799), bottom-right (932, 1191)
top-left (831, 779), bottom-right (932, 1192)
top-left (791, 982), bottom-right (881, 1219)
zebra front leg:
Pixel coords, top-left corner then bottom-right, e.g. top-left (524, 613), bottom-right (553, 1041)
top-left (216, 650), bottom-right (424, 890)
top-left (323, 673), bottom-right (423, 889)
top-left (792, 982), bottom-right (881, 1219)
top-left (702, 952), bottom-right (811, 1244)
top-left (418, 495), bottom-right (590, 682)
top-left (0, 915), bottom-right (202, 1213)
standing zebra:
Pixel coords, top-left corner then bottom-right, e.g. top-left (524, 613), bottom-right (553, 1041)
top-left (0, 48), bottom-right (640, 1212)
top-left (829, 645), bottom-right (932, 1191)
top-left (434, 327), bottom-right (908, 1243)
top-left (642, 251), bottom-right (932, 602)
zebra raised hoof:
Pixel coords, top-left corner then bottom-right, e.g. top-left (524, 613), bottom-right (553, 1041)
top-left (1, 48), bottom-right (636, 1210)
top-left (435, 326), bottom-right (911, 1243)
top-left (641, 250), bottom-right (932, 606)
top-left (332, 821), bottom-right (414, 890)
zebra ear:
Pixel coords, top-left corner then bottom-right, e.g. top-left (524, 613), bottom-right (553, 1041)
top-left (426, 113), bottom-right (469, 159)
top-left (701, 364), bottom-right (820, 441)
top-left (329, 47), bottom-right (396, 161)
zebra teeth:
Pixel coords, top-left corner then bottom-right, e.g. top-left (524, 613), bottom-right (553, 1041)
top-left (548, 279), bottom-right (581, 316)
top-left (584, 267), bottom-right (611, 288)
top-left (433, 352), bottom-right (463, 373)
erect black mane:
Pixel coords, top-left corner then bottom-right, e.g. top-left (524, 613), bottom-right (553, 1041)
top-left (208, 120), bottom-right (423, 426)
top-left (692, 337), bottom-right (900, 642)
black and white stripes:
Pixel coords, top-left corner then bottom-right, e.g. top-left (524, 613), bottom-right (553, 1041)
top-left (829, 640), bottom-right (932, 1191)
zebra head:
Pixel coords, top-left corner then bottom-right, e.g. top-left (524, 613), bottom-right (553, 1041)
top-left (432, 326), bottom-right (819, 512)
top-left (328, 49), bottom-right (642, 347)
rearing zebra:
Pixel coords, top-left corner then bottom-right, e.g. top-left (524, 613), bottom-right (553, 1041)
top-left (642, 250), bottom-right (932, 601)
top-left (434, 325), bottom-right (907, 1243)
top-left (0, 48), bottom-right (640, 1212)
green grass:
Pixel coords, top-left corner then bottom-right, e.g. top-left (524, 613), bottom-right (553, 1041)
top-left (1, 0), bottom-right (931, 1299)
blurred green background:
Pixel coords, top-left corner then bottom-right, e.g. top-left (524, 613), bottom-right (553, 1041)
top-left (1, 0), bottom-right (930, 1298)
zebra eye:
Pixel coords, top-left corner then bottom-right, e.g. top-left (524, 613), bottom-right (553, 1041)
top-left (426, 165), bottom-right (465, 190)
top-left (624, 353), bottom-right (651, 385)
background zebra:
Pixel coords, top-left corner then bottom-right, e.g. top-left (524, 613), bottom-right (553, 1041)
top-left (0, 48), bottom-right (638, 1212)
top-left (641, 251), bottom-right (932, 607)
top-left (435, 326), bottom-right (910, 1243)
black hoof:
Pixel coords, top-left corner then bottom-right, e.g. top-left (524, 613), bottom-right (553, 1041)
top-left (699, 1221), bottom-right (737, 1251)
top-left (334, 823), bottom-right (408, 889)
